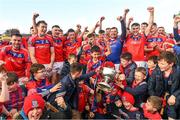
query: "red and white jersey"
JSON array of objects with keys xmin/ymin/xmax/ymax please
[
  {"xmin": 125, "ymin": 33, "xmax": 146, "ymax": 61},
  {"xmin": 29, "ymin": 35, "xmax": 54, "ymax": 64},
  {"xmin": 53, "ymin": 37, "xmax": 65, "ymax": 62},
  {"xmin": 63, "ymin": 37, "xmax": 82, "ymax": 60},
  {"xmin": 79, "ymin": 44, "xmax": 92, "ymax": 65},
  {"xmin": 95, "ymin": 38, "xmax": 107, "ymax": 55},
  {"xmin": 145, "ymin": 34, "xmax": 166, "ymax": 58},
  {"xmin": 0, "ymin": 45, "xmax": 31, "ymax": 77}
]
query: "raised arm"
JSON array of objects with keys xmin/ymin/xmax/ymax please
[
  {"xmin": 99, "ymin": 16, "xmax": 105, "ymax": 31},
  {"xmin": 78, "ymin": 26, "xmax": 88, "ymax": 38},
  {"xmin": 126, "ymin": 17, "xmax": 133, "ymax": 34},
  {"xmin": 145, "ymin": 7, "xmax": 154, "ymax": 36},
  {"xmin": 88, "ymin": 21, "xmax": 100, "ymax": 35},
  {"xmin": 173, "ymin": 16, "xmax": 180, "ymax": 42},
  {"xmin": 75, "ymin": 24, "xmax": 82, "ymax": 36},
  {"xmin": 32, "ymin": 13, "xmax": 39, "ymax": 35},
  {"xmin": 117, "ymin": 9, "xmax": 129, "ymax": 40},
  {"xmin": 0, "ymin": 72, "xmax": 9, "ymax": 102}
]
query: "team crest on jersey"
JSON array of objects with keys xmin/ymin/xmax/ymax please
[
  {"xmin": 35, "ymin": 40, "xmax": 50, "ymax": 44},
  {"xmin": 147, "ymin": 38, "xmax": 163, "ymax": 42},
  {"xmin": 130, "ymin": 35, "xmax": 142, "ymax": 41},
  {"xmin": 91, "ymin": 60, "xmax": 102, "ymax": 69},
  {"xmin": 54, "ymin": 39, "xmax": 62, "ymax": 44},
  {"xmin": 85, "ymin": 49, "xmax": 91, "ymax": 54},
  {"xmin": 7, "ymin": 50, "xmax": 24, "ymax": 58},
  {"xmin": 32, "ymin": 100, "xmax": 39, "ymax": 108}
]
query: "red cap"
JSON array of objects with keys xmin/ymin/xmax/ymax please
[
  {"xmin": 23, "ymin": 93, "xmax": 45, "ymax": 115},
  {"xmin": 122, "ymin": 92, "xmax": 135, "ymax": 105}
]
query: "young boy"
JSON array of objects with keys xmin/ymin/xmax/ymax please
[
  {"xmin": 0, "ymin": 64, "xmax": 9, "ymax": 115},
  {"xmin": 86, "ymin": 45, "xmax": 105, "ymax": 87},
  {"xmin": 120, "ymin": 92, "xmax": 144, "ymax": 119},
  {"xmin": 26, "ymin": 63, "xmax": 61, "ymax": 97},
  {"xmin": 78, "ymin": 79, "xmax": 94, "ymax": 118},
  {"xmin": 147, "ymin": 55, "xmax": 158, "ymax": 76},
  {"xmin": 119, "ymin": 67, "xmax": 148, "ymax": 107},
  {"xmin": 119, "ymin": 52, "xmax": 137, "ymax": 85},
  {"xmin": 4, "ymin": 72, "xmax": 26, "ymax": 118},
  {"xmin": 141, "ymin": 96, "xmax": 162, "ymax": 120},
  {"xmin": 60, "ymin": 53, "xmax": 77, "ymax": 79},
  {"xmin": 15, "ymin": 93, "xmax": 45, "ymax": 120},
  {"xmin": 148, "ymin": 51, "xmax": 180, "ymax": 119}
]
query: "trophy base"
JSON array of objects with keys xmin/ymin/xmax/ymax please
[{"xmin": 98, "ymin": 82, "xmax": 111, "ymax": 92}]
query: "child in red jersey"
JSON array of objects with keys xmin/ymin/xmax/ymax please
[
  {"xmin": 141, "ymin": 96, "xmax": 162, "ymax": 120},
  {"xmin": 15, "ymin": 93, "xmax": 45, "ymax": 120},
  {"xmin": 77, "ymin": 79, "xmax": 94, "ymax": 118},
  {"xmin": 3, "ymin": 72, "xmax": 26, "ymax": 119},
  {"xmin": 86, "ymin": 45, "xmax": 107, "ymax": 88},
  {"xmin": 79, "ymin": 33, "xmax": 96, "ymax": 66},
  {"xmin": 26, "ymin": 63, "xmax": 61, "ymax": 97}
]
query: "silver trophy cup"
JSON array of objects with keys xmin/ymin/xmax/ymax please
[{"xmin": 98, "ymin": 67, "xmax": 116, "ymax": 92}]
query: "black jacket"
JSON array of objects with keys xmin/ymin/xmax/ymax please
[
  {"xmin": 148, "ymin": 65, "xmax": 180, "ymax": 97},
  {"xmin": 60, "ymin": 61, "xmax": 70, "ymax": 79},
  {"xmin": 124, "ymin": 62, "xmax": 137, "ymax": 85}
]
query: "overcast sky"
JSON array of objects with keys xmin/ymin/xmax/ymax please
[{"xmin": 0, "ymin": 0, "xmax": 180, "ymax": 34}]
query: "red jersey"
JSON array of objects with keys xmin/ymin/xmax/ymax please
[
  {"xmin": 95, "ymin": 39, "xmax": 107, "ymax": 55},
  {"xmin": 78, "ymin": 83, "xmax": 91, "ymax": 112},
  {"xmin": 0, "ymin": 41, "xmax": 9, "ymax": 50},
  {"xmin": 125, "ymin": 33, "xmax": 146, "ymax": 61},
  {"xmin": 0, "ymin": 45, "xmax": 31, "ymax": 77},
  {"xmin": 87, "ymin": 57, "xmax": 105, "ymax": 73},
  {"xmin": 53, "ymin": 37, "xmax": 65, "ymax": 62},
  {"xmin": 29, "ymin": 35, "xmax": 54, "ymax": 64},
  {"xmin": 142, "ymin": 103, "xmax": 162, "ymax": 120},
  {"xmin": 79, "ymin": 44, "xmax": 92, "ymax": 65},
  {"xmin": 26, "ymin": 78, "xmax": 51, "ymax": 91},
  {"xmin": 63, "ymin": 37, "xmax": 82, "ymax": 60},
  {"xmin": 21, "ymin": 37, "xmax": 29, "ymax": 49},
  {"xmin": 146, "ymin": 35, "xmax": 166, "ymax": 58},
  {"xmin": 163, "ymin": 38, "xmax": 175, "ymax": 49}
]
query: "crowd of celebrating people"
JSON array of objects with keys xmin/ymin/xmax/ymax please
[{"xmin": 0, "ymin": 6, "xmax": 180, "ymax": 120}]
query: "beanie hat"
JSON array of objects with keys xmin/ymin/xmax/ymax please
[
  {"xmin": 122, "ymin": 92, "xmax": 135, "ymax": 105},
  {"xmin": 103, "ymin": 61, "xmax": 115, "ymax": 68},
  {"xmin": 23, "ymin": 93, "xmax": 45, "ymax": 115}
]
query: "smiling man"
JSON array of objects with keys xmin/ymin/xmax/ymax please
[{"xmin": 0, "ymin": 33, "xmax": 31, "ymax": 81}]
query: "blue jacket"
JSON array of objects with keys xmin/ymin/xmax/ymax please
[
  {"xmin": 107, "ymin": 20, "xmax": 126, "ymax": 64},
  {"xmin": 173, "ymin": 27, "xmax": 180, "ymax": 42},
  {"xmin": 56, "ymin": 71, "xmax": 95, "ymax": 109}
]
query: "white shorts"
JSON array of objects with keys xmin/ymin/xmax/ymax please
[{"xmin": 52, "ymin": 62, "xmax": 64, "ymax": 74}]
